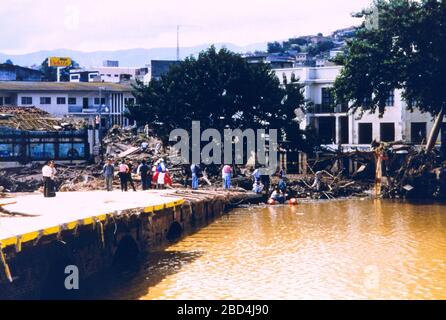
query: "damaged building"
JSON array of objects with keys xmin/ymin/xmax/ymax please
[
  {"xmin": 0, "ymin": 106, "xmax": 89, "ymax": 168},
  {"xmin": 0, "ymin": 81, "xmax": 135, "ymax": 127}
]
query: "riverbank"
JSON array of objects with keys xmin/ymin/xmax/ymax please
[{"xmin": 0, "ymin": 189, "xmax": 262, "ymax": 299}]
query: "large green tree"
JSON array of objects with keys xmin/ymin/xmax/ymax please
[
  {"xmin": 127, "ymin": 46, "xmax": 312, "ymax": 151},
  {"xmin": 334, "ymin": 0, "xmax": 446, "ymax": 148}
]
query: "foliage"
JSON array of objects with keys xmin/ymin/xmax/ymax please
[
  {"xmin": 127, "ymin": 46, "xmax": 313, "ymax": 151},
  {"xmin": 39, "ymin": 58, "xmax": 79, "ymax": 82},
  {"xmin": 334, "ymin": 0, "xmax": 446, "ymax": 117},
  {"xmin": 308, "ymin": 40, "xmax": 335, "ymax": 56}
]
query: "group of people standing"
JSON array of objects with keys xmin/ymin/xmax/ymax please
[
  {"xmin": 41, "ymin": 156, "xmax": 288, "ymax": 200},
  {"xmin": 188, "ymin": 163, "xmax": 234, "ymax": 191},
  {"xmin": 102, "ymin": 158, "xmax": 172, "ymax": 192}
]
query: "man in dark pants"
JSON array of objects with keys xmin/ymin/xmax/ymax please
[
  {"xmin": 103, "ymin": 159, "xmax": 115, "ymax": 191},
  {"xmin": 118, "ymin": 160, "xmax": 129, "ymax": 192},
  {"xmin": 137, "ymin": 160, "xmax": 150, "ymax": 190},
  {"xmin": 127, "ymin": 161, "xmax": 137, "ymax": 192},
  {"xmin": 42, "ymin": 160, "xmax": 56, "ymax": 197}
]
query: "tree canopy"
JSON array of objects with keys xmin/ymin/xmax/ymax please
[
  {"xmin": 39, "ymin": 58, "xmax": 79, "ymax": 82},
  {"xmin": 334, "ymin": 0, "xmax": 446, "ymax": 117},
  {"xmin": 127, "ymin": 46, "xmax": 312, "ymax": 151}
]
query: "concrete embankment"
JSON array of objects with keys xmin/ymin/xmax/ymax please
[{"xmin": 0, "ymin": 190, "xmax": 261, "ymax": 299}]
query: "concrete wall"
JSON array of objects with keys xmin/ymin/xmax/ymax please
[
  {"xmin": 0, "ymin": 196, "xmax": 230, "ymax": 299},
  {"xmin": 16, "ymin": 93, "xmax": 69, "ymax": 116},
  {"xmin": 3, "ymin": 91, "xmax": 134, "ymax": 127}
]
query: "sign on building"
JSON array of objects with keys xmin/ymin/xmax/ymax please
[{"xmin": 48, "ymin": 57, "xmax": 72, "ymax": 67}]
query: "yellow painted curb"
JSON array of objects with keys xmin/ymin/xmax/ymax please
[{"xmin": 0, "ymin": 199, "xmax": 185, "ymax": 249}]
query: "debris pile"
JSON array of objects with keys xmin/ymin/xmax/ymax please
[
  {"xmin": 1, "ymin": 122, "xmax": 445, "ymax": 200},
  {"xmin": 103, "ymin": 125, "xmax": 164, "ymax": 162},
  {"xmin": 377, "ymin": 143, "xmax": 446, "ymax": 199},
  {"xmin": 272, "ymin": 174, "xmax": 373, "ymax": 200}
]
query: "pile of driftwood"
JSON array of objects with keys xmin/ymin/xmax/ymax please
[{"xmin": 377, "ymin": 143, "xmax": 446, "ymax": 199}]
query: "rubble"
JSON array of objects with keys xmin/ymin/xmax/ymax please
[
  {"xmin": 1, "ymin": 123, "xmax": 444, "ymax": 200},
  {"xmin": 377, "ymin": 143, "xmax": 446, "ymax": 199}
]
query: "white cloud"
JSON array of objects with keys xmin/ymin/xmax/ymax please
[{"xmin": 0, "ymin": 0, "xmax": 372, "ymax": 54}]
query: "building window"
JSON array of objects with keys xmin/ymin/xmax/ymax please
[
  {"xmin": 68, "ymin": 97, "xmax": 77, "ymax": 105},
  {"xmin": 4, "ymin": 97, "xmax": 11, "ymax": 105},
  {"xmin": 411, "ymin": 122, "xmax": 427, "ymax": 144},
  {"xmin": 380, "ymin": 123, "xmax": 395, "ymax": 142},
  {"xmin": 29, "ymin": 143, "xmax": 55, "ymax": 159},
  {"xmin": 94, "ymin": 98, "xmax": 106, "ymax": 105},
  {"xmin": 21, "ymin": 97, "xmax": 33, "ymax": 105},
  {"xmin": 385, "ymin": 91, "xmax": 395, "ymax": 106},
  {"xmin": 358, "ymin": 123, "xmax": 373, "ymax": 144},
  {"xmin": 71, "ymin": 75, "xmax": 80, "ymax": 80},
  {"xmin": 0, "ymin": 97, "xmax": 3, "ymax": 106},
  {"xmin": 59, "ymin": 143, "xmax": 86, "ymax": 159},
  {"xmin": 57, "ymin": 97, "xmax": 66, "ymax": 105},
  {"xmin": 321, "ymin": 88, "xmax": 334, "ymax": 107},
  {"xmin": 40, "ymin": 97, "xmax": 51, "ymax": 105},
  {"xmin": 114, "ymin": 74, "xmax": 119, "ymax": 77}
]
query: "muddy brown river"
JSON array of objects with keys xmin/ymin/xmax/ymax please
[{"xmin": 92, "ymin": 199, "xmax": 446, "ymax": 300}]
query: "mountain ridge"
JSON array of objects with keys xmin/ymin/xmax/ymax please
[{"xmin": 0, "ymin": 42, "xmax": 268, "ymax": 68}]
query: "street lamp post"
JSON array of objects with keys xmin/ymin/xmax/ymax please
[{"xmin": 97, "ymin": 86, "xmax": 106, "ymax": 155}]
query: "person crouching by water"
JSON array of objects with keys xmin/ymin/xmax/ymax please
[
  {"xmin": 222, "ymin": 164, "xmax": 232, "ymax": 190},
  {"xmin": 103, "ymin": 159, "xmax": 115, "ymax": 192},
  {"xmin": 118, "ymin": 160, "xmax": 129, "ymax": 192},
  {"xmin": 42, "ymin": 160, "xmax": 56, "ymax": 198},
  {"xmin": 270, "ymin": 187, "xmax": 286, "ymax": 204},
  {"xmin": 252, "ymin": 181, "xmax": 264, "ymax": 194}
]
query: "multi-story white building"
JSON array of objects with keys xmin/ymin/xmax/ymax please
[
  {"xmin": 70, "ymin": 67, "xmax": 149, "ymax": 83},
  {"xmin": 274, "ymin": 66, "xmax": 446, "ymax": 150},
  {"xmin": 0, "ymin": 81, "xmax": 135, "ymax": 127}
]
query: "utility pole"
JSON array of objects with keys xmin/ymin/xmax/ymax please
[{"xmin": 177, "ymin": 25, "xmax": 180, "ymax": 61}]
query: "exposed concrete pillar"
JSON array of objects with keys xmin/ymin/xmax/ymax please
[{"xmin": 335, "ymin": 116, "xmax": 342, "ymax": 145}]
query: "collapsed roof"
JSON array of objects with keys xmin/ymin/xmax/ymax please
[{"xmin": 0, "ymin": 106, "xmax": 85, "ymax": 131}]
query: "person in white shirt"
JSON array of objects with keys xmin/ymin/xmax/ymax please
[{"xmin": 42, "ymin": 161, "xmax": 57, "ymax": 198}]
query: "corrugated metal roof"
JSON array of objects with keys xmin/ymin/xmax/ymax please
[
  {"xmin": 0, "ymin": 81, "xmax": 133, "ymax": 93},
  {"xmin": 0, "ymin": 106, "xmax": 68, "ymax": 131}
]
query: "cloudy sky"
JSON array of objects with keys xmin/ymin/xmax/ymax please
[{"xmin": 0, "ymin": 0, "xmax": 372, "ymax": 54}]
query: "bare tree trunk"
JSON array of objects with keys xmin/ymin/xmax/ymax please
[{"xmin": 426, "ymin": 108, "xmax": 444, "ymax": 153}]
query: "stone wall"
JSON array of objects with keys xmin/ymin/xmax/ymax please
[{"xmin": 0, "ymin": 193, "xmax": 234, "ymax": 299}]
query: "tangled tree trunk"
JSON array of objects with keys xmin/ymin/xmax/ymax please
[{"xmin": 425, "ymin": 108, "xmax": 444, "ymax": 153}]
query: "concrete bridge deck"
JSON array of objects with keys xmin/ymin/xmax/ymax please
[{"xmin": 0, "ymin": 190, "xmax": 185, "ymax": 249}]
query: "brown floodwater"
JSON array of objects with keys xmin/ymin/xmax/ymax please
[{"xmin": 95, "ymin": 199, "xmax": 446, "ymax": 300}]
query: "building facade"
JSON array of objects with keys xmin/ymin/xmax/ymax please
[
  {"xmin": 0, "ymin": 63, "xmax": 42, "ymax": 82},
  {"xmin": 274, "ymin": 66, "xmax": 446, "ymax": 150},
  {"xmin": 0, "ymin": 106, "xmax": 89, "ymax": 168},
  {"xmin": 0, "ymin": 82, "xmax": 135, "ymax": 127},
  {"xmin": 70, "ymin": 67, "xmax": 148, "ymax": 83}
]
